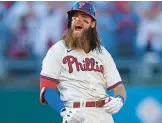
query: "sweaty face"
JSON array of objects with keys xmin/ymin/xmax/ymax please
[
  {"xmin": 71, "ymin": 11, "xmax": 95, "ymax": 37},
  {"xmin": 62, "ymin": 11, "xmax": 96, "ymax": 50}
]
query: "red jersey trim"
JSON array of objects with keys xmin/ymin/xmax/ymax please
[
  {"xmin": 40, "ymin": 76, "xmax": 59, "ymax": 104},
  {"xmin": 107, "ymin": 81, "xmax": 123, "ymax": 91}
]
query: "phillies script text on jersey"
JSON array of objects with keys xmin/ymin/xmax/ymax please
[{"xmin": 63, "ymin": 56, "xmax": 104, "ymax": 73}]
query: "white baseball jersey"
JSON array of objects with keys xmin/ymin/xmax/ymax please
[{"xmin": 40, "ymin": 40, "xmax": 122, "ymax": 102}]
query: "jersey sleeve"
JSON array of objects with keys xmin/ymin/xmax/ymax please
[
  {"xmin": 40, "ymin": 45, "xmax": 62, "ymax": 79},
  {"xmin": 103, "ymin": 48, "xmax": 123, "ymax": 91},
  {"xmin": 40, "ymin": 41, "xmax": 63, "ymax": 104}
]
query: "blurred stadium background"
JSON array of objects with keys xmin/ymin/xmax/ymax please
[{"xmin": 0, "ymin": 1, "xmax": 162, "ymax": 123}]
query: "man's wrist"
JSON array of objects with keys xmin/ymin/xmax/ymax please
[{"xmin": 115, "ymin": 95, "xmax": 125, "ymax": 104}]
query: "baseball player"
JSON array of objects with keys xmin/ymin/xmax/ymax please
[{"xmin": 40, "ymin": 1, "xmax": 126, "ymax": 123}]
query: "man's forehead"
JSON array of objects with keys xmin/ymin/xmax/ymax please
[{"xmin": 73, "ymin": 11, "xmax": 90, "ymax": 16}]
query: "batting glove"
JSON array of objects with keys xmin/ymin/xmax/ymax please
[
  {"xmin": 60, "ymin": 107, "xmax": 85, "ymax": 123},
  {"xmin": 103, "ymin": 96, "xmax": 124, "ymax": 114}
]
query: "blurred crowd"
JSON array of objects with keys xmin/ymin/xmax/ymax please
[
  {"xmin": 1, "ymin": 1, "xmax": 162, "ymax": 58},
  {"xmin": 0, "ymin": 1, "xmax": 162, "ymax": 83}
]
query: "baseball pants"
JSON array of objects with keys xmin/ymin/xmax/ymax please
[{"xmin": 62, "ymin": 107, "xmax": 114, "ymax": 123}]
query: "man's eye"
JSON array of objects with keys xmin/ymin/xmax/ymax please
[
  {"xmin": 83, "ymin": 19, "xmax": 89, "ymax": 24},
  {"xmin": 82, "ymin": 15, "xmax": 88, "ymax": 18},
  {"xmin": 72, "ymin": 17, "xmax": 76, "ymax": 21}
]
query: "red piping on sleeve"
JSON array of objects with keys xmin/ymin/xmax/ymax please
[{"xmin": 40, "ymin": 77, "xmax": 58, "ymax": 104}]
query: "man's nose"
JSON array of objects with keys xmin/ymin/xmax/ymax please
[{"xmin": 74, "ymin": 15, "xmax": 82, "ymax": 21}]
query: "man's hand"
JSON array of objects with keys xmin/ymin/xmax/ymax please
[
  {"xmin": 60, "ymin": 107, "xmax": 85, "ymax": 123},
  {"xmin": 103, "ymin": 96, "xmax": 124, "ymax": 114}
]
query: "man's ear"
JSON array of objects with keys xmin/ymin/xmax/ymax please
[{"xmin": 91, "ymin": 21, "xmax": 96, "ymax": 28}]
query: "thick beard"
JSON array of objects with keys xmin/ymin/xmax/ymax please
[{"xmin": 63, "ymin": 27, "xmax": 92, "ymax": 49}]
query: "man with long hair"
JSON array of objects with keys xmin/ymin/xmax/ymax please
[{"xmin": 40, "ymin": 1, "xmax": 126, "ymax": 123}]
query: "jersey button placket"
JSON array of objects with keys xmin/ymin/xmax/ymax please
[
  {"xmin": 85, "ymin": 55, "xmax": 96, "ymax": 92},
  {"xmin": 84, "ymin": 55, "xmax": 91, "ymax": 90}
]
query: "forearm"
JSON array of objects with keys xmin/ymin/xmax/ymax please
[
  {"xmin": 104, "ymin": 83, "xmax": 126, "ymax": 114},
  {"xmin": 44, "ymin": 87, "xmax": 65, "ymax": 112},
  {"xmin": 113, "ymin": 84, "xmax": 126, "ymax": 103}
]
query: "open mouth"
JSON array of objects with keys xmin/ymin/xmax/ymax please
[{"xmin": 75, "ymin": 26, "xmax": 83, "ymax": 31}]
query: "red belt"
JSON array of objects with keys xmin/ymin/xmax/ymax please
[{"xmin": 73, "ymin": 100, "xmax": 105, "ymax": 108}]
